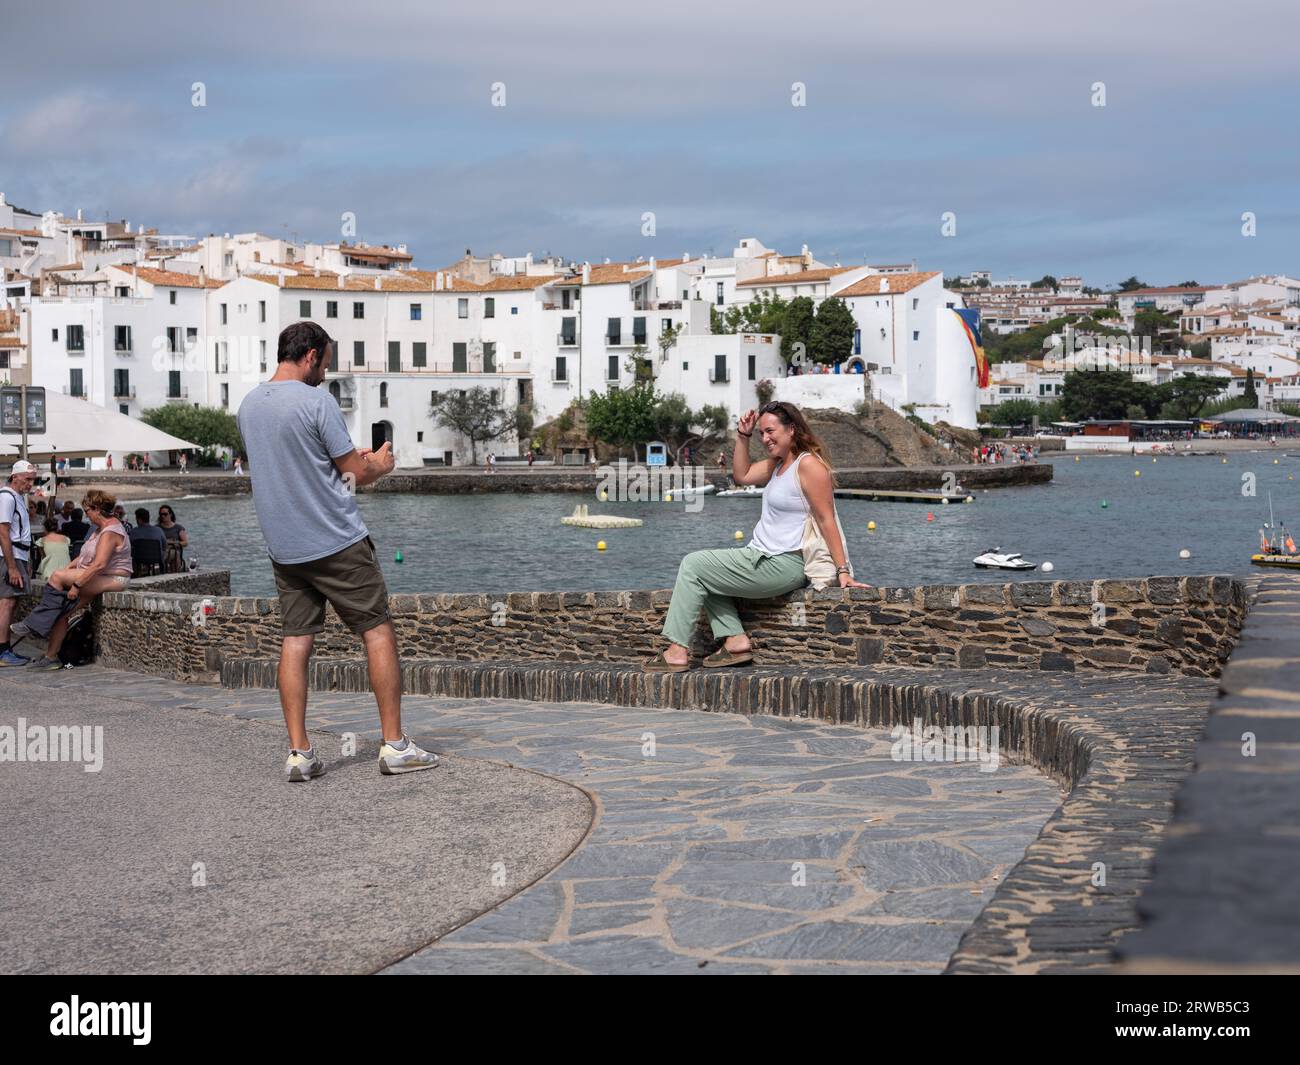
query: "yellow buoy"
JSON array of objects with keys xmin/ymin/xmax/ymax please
[
  {"xmin": 1222, "ymin": 458, "xmax": 1228, "ymax": 463},
  {"xmin": 1075, "ymin": 456, "xmax": 1080, "ymax": 462},
  {"xmin": 1152, "ymin": 457, "xmax": 1157, "ymax": 463},
  {"xmin": 867, "ymin": 520, "xmax": 877, "ymax": 531},
  {"xmin": 597, "ymin": 540, "xmax": 607, "ymax": 551},
  {"xmin": 664, "ymin": 493, "xmax": 672, "ymax": 502},
  {"xmin": 1135, "ymin": 470, "xmax": 1141, "ymax": 477},
  {"xmin": 600, "ymin": 490, "xmax": 609, "ymax": 501},
  {"xmin": 734, "ymin": 530, "xmax": 744, "ymax": 540}
]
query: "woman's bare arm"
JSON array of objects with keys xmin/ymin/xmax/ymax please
[
  {"xmin": 799, "ymin": 458, "xmax": 870, "ymax": 588},
  {"xmin": 732, "ymin": 409, "xmax": 776, "ymax": 487}
]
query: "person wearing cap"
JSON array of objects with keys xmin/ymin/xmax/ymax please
[{"xmin": 0, "ymin": 460, "xmax": 39, "ymax": 666}]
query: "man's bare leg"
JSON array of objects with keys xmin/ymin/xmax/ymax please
[
  {"xmin": 278, "ymin": 633, "xmax": 314, "ymax": 751},
  {"xmin": 362, "ymin": 621, "xmax": 402, "ymax": 742}
]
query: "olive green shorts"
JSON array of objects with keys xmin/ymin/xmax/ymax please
[{"xmin": 271, "ymin": 535, "xmax": 390, "ymax": 637}]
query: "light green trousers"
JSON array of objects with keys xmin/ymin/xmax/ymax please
[{"xmin": 662, "ymin": 547, "xmax": 807, "ymax": 647}]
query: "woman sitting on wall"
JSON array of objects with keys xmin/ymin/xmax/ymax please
[
  {"xmin": 15, "ymin": 489, "xmax": 133, "ymax": 670},
  {"xmin": 645, "ymin": 401, "xmax": 869, "ymax": 672}
]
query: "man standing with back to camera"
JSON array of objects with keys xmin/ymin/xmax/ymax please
[{"xmin": 237, "ymin": 321, "xmax": 439, "ymax": 781}]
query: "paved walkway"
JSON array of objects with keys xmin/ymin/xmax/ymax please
[
  {"xmin": 1, "ymin": 665, "xmax": 1059, "ymax": 974},
  {"xmin": 0, "ymin": 669, "xmax": 591, "ymax": 975}
]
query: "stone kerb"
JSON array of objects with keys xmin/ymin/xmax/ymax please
[{"xmin": 94, "ymin": 573, "xmax": 1249, "ymax": 682}]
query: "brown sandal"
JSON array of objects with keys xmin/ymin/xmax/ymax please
[
  {"xmin": 643, "ymin": 650, "xmax": 690, "ymax": 673},
  {"xmin": 703, "ymin": 647, "xmax": 754, "ymax": 668}
]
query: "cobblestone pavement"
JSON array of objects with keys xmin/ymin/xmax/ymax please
[{"xmin": 5, "ymin": 666, "xmax": 1061, "ymax": 974}]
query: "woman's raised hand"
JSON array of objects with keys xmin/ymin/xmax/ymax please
[{"xmin": 738, "ymin": 409, "xmax": 757, "ymax": 436}]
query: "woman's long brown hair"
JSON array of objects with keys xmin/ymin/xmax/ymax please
[{"xmin": 758, "ymin": 401, "xmax": 836, "ymax": 483}]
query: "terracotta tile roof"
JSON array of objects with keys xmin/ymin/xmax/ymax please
[
  {"xmin": 1119, "ymin": 285, "xmax": 1209, "ymax": 296},
  {"xmin": 548, "ymin": 264, "xmax": 652, "ymax": 287},
  {"xmin": 836, "ymin": 271, "xmax": 941, "ymax": 297},
  {"xmin": 111, "ymin": 264, "xmax": 223, "ymax": 289},
  {"xmin": 45, "ymin": 262, "xmax": 83, "ymax": 273},
  {"xmin": 0, "ymin": 227, "xmax": 43, "ymax": 239},
  {"xmin": 243, "ymin": 271, "xmax": 432, "ymax": 293},
  {"xmin": 402, "ymin": 270, "xmax": 555, "ymax": 292},
  {"xmin": 736, "ymin": 266, "xmax": 858, "ymax": 289},
  {"xmin": 338, "ymin": 243, "xmax": 413, "ymax": 262}
]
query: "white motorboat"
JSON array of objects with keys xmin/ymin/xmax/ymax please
[
  {"xmin": 973, "ymin": 548, "xmax": 1037, "ymax": 570},
  {"xmin": 716, "ymin": 484, "xmax": 764, "ymax": 497},
  {"xmin": 666, "ymin": 483, "xmax": 716, "ymax": 499}
]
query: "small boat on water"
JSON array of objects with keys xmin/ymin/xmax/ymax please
[
  {"xmin": 716, "ymin": 484, "xmax": 763, "ymax": 497},
  {"xmin": 666, "ymin": 483, "xmax": 715, "ymax": 500},
  {"xmin": 1251, "ymin": 494, "xmax": 1300, "ymax": 569},
  {"xmin": 973, "ymin": 548, "xmax": 1037, "ymax": 571}
]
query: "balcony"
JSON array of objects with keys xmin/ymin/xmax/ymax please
[
  {"xmin": 114, "ymin": 384, "xmax": 137, "ymax": 399},
  {"xmin": 166, "ymin": 387, "xmax": 189, "ymax": 402},
  {"xmin": 634, "ymin": 299, "xmax": 682, "ymax": 311},
  {"xmin": 61, "ymin": 386, "xmax": 86, "ymax": 398},
  {"xmin": 550, "ymin": 370, "xmax": 570, "ymax": 385},
  {"xmin": 337, "ymin": 396, "xmax": 354, "ymax": 410},
  {"xmin": 557, "ymin": 332, "xmax": 580, "ymax": 347},
  {"xmin": 708, "ymin": 369, "xmax": 730, "ymax": 384},
  {"xmin": 114, "ymin": 345, "xmax": 133, "ymax": 356},
  {"xmin": 605, "ymin": 333, "xmax": 623, "ymax": 347},
  {"xmin": 632, "ymin": 333, "xmax": 647, "ymax": 346}
]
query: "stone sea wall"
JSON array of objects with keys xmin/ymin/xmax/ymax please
[
  {"xmin": 81, "ymin": 462, "xmax": 1050, "ymax": 499},
  {"xmin": 94, "ymin": 571, "xmax": 1248, "ymax": 683}
]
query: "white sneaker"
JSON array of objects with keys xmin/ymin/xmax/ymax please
[
  {"xmin": 285, "ymin": 748, "xmax": 325, "ymax": 782},
  {"xmin": 379, "ymin": 735, "xmax": 440, "ymax": 775}
]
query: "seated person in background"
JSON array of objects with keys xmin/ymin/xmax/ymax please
[
  {"xmin": 21, "ymin": 489, "xmax": 133, "ymax": 670},
  {"xmin": 113, "ymin": 504, "xmax": 133, "ymax": 530},
  {"xmin": 128, "ymin": 508, "xmax": 168, "ymax": 575},
  {"xmin": 62, "ymin": 507, "xmax": 90, "ymax": 545},
  {"xmin": 36, "ymin": 517, "xmax": 70, "ymax": 581}
]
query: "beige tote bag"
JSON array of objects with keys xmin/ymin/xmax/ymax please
[{"xmin": 793, "ymin": 456, "xmax": 853, "ymax": 589}]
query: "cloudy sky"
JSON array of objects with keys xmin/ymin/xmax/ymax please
[{"xmin": 3, "ymin": 0, "xmax": 1298, "ymax": 287}]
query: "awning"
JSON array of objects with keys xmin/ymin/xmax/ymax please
[
  {"xmin": 0, "ymin": 391, "xmax": 200, "ymax": 462},
  {"xmin": 1203, "ymin": 408, "xmax": 1300, "ymax": 424}
]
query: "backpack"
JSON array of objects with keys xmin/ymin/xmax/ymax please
[{"xmin": 58, "ymin": 611, "xmax": 96, "ymax": 667}]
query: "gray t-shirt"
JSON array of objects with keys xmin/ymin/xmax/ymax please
[{"xmin": 236, "ymin": 380, "xmax": 367, "ymax": 564}]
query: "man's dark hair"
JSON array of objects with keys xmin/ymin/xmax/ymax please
[
  {"xmin": 278, "ymin": 321, "xmax": 333, "ymax": 364},
  {"xmin": 135, "ymin": 508, "xmax": 150, "ymax": 523},
  {"xmin": 72, "ymin": 508, "xmax": 83, "ymax": 521}
]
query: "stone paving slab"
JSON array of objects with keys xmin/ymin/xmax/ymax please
[
  {"xmin": 0, "ymin": 665, "xmax": 1059, "ymax": 975},
  {"xmin": 219, "ymin": 655, "xmax": 1220, "ymax": 972},
  {"xmin": 1116, "ymin": 573, "xmax": 1300, "ymax": 974},
  {"xmin": 0, "ymin": 671, "xmax": 592, "ymax": 975}
]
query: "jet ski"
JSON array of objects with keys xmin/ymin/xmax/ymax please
[
  {"xmin": 973, "ymin": 548, "xmax": 1037, "ymax": 570},
  {"xmin": 716, "ymin": 484, "xmax": 764, "ymax": 497}
]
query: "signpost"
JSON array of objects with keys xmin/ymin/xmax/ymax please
[{"xmin": 0, "ymin": 385, "xmax": 47, "ymax": 459}]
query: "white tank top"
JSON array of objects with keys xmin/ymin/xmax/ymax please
[{"xmin": 749, "ymin": 452, "xmax": 808, "ymax": 555}]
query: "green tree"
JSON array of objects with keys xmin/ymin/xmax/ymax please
[
  {"xmin": 1161, "ymin": 374, "xmax": 1229, "ymax": 419},
  {"xmin": 140, "ymin": 405, "xmax": 243, "ymax": 453},
  {"xmin": 809, "ymin": 297, "xmax": 856, "ymax": 365},
  {"xmin": 584, "ymin": 383, "xmax": 659, "ymax": 460},
  {"xmin": 1059, "ymin": 370, "xmax": 1158, "ymax": 420},
  {"xmin": 986, "ymin": 399, "xmax": 1040, "ymax": 426},
  {"xmin": 782, "ymin": 296, "xmax": 815, "ymax": 365},
  {"xmin": 430, "ymin": 385, "xmax": 532, "ymax": 463},
  {"xmin": 650, "ymin": 393, "xmax": 729, "ymax": 462},
  {"xmin": 1033, "ymin": 275, "xmax": 1059, "ymax": 291},
  {"xmin": 1244, "ymin": 368, "xmax": 1258, "ymax": 406},
  {"xmin": 1117, "ymin": 276, "xmax": 1149, "ymax": 292}
]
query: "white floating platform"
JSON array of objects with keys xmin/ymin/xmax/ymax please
[{"xmin": 560, "ymin": 504, "xmax": 643, "ymax": 529}]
